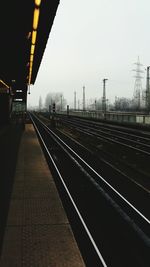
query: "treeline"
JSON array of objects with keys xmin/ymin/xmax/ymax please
[
  {"xmin": 38, "ymin": 92, "xmax": 66, "ymax": 112},
  {"xmin": 36, "ymin": 93, "xmax": 147, "ymax": 112}
]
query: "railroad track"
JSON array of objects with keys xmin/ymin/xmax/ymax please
[
  {"xmin": 56, "ymin": 115, "xmax": 150, "ymax": 155},
  {"xmin": 52, "ymin": 114, "xmax": 150, "ymax": 191},
  {"xmin": 30, "ymin": 113, "xmax": 150, "ymax": 267}
]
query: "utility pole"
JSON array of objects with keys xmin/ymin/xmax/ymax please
[
  {"xmin": 60, "ymin": 94, "xmax": 63, "ymax": 111},
  {"xmin": 67, "ymin": 105, "xmax": 69, "ymax": 116},
  {"xmin": 102, "ymin": 78, "xmax": 108, "ymax": 116},
  {"xmin": 146, "ymin": 66, "xmax": 150, "ymax": 113},
  {"xmin": 95, "ymin": 99, "xmax": 97, "ymax": 111},
  {"xmin": 83, "ymin": 86, "xmax": 85, "ymax": 110},
  {"xmin": 49, "ymin": 105, "xmax": 51, "ymax": 118},
  {"xmin": 74, "ymin": 91, "xmax": 76, "ymax": 110},
  {"xmin": 78, "ymin": 99, "xmax": 80, "ymax": 110}
]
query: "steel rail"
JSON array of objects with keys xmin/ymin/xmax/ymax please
[
  {"xmin": 60, "ymin": 116, "xmax": 150, "ymax": 143},
  {"xmin": 62, "ymin": 116, "xmax": 150, "ymax": 140},
  {"xmin": 54, "ymin": 121, "xmax": 150, "ymax": 194},
  {"xmin": 60, "ymin": 119, "xmax": 150, "ymax": 156},
  {"xmin": 30, "ymin": 114, "xmax": 108, "ymax": 267},
  {"xmin": 32, "ymin": 113, "xmax": 150, "ymax": 225}
]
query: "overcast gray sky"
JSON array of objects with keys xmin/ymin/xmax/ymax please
[{"xmin": 27, "ymin": 0, "xmax": 150, "ymax": 108}]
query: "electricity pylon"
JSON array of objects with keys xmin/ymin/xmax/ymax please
[{"xmin": 132, "ymin": 56, "xmax": 144, "ymax": 110}]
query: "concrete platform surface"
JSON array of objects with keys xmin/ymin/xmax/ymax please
[{"xmin": 0, "ymin": 124, "xmax": 85, "ymax": 267}]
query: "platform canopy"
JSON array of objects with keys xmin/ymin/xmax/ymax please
[{"xmin": 0, "ymin": 0, "xmax": 60, "ymax": 89}]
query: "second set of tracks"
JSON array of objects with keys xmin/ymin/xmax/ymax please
[
  {"xmin": 56, "ymin": 114, "xmax": 150, "ymax": 192},
  {"xmin": 30, "ymin": 113, "xmax": 150, "ymax": 267}
]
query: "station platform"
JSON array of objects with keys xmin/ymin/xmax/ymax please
[{"xmin": 0, "ymin": 124, "xmax": 85, "ymax": 267}]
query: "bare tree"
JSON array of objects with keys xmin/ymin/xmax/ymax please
[
  {"xmin": 114, "ymin": 97, "xmax": 133, "ymax": 111},
  {"xmin": 45, "ymin": 92, "xmax": 67, "ymax": 111}
]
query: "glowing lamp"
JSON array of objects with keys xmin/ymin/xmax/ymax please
[
  {"xmin": 31, "ymin": 44, "xmax": 35, "ymax": 55},
  {"xmin": 30, "ymin": 54, "xmax": 34, "ymax": 62},
  {"xmin": 32, "ymin": 30, "xmax": 37, "ymax": 44},
  {"xmin": 33, "ymin": 8, "xmax": 40, "ymax": 30},
  {"xmin": 35, "ymin": 0, "xmax": 41, "ymax": 6}
]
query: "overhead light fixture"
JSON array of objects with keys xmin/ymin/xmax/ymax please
[
  {"xmin": 31, "ymin": 44, "xmax": 35, "ymax": 55},
  {"xmin": 0, "ymin": 79, "xmax": 9, "ymax": 88},
  {"xmin": 32, "ymin": 30, "xmax": 37, "ymax": 44},
  {"xmin": 30, "ymin": 54, "xmax": 34, "ymax": 62},
  {"xmin": 14, "ymin": 99, "xmax": 23, "ymax": 102},
  {"xmin": 28, "ymin": 1, "xmax": 42, "ymax": 85},
  {"xmin": 33, "ymin": 8, "xmax": 40, "ymax": 30},
  {"xmin": 35, "ymin": 0, "xmax": 41, "ymax": 6}
]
